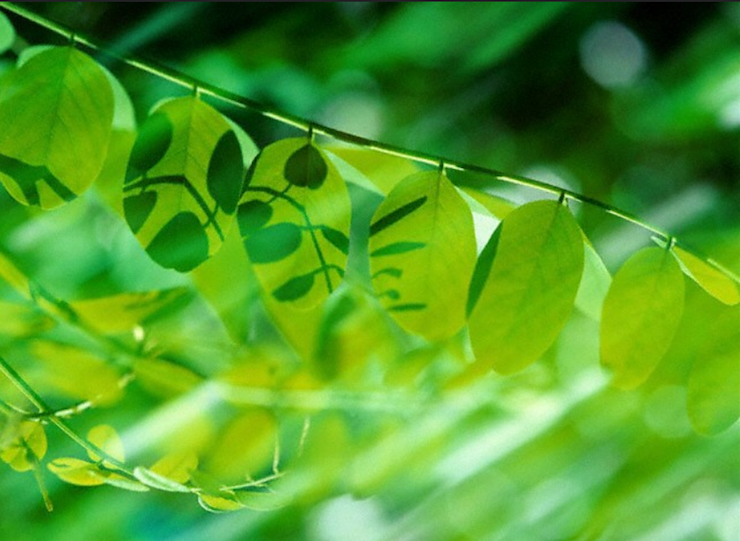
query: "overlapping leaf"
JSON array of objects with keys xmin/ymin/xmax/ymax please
[
  {"xmin": 468, "ymin": 200, "xmax": 584, "ymax": 375},
  {"xmin": 124, "ymin": 96, "xmax": 245, "ymax": 272},
  {"xmin": 369, "ymin": 170, "xmax": 476, "ymax": 341},
  {"xmin": 672, "ymin": 245, "xmax": 739, "ymax": 306},
  {"xmin": 600, "ymin": 247, "xmax": 685, "ymax": 389},
  {"xmin": 237, "ymin": 137, "xmax": 351, "ymax": 309},
  {"xmin": 0, "ymin": 46, "xmax": 114, "ymax": 208}
]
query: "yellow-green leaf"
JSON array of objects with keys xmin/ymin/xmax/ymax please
[
  {"xmin": 150, "ymin": 451, "xmax": 198, "ymax": 484},
  {"xmin": 0, "ymin": 420, "xmax": 46, "ymax": 472},
  {"xmin": 0, "ymin": 46, "xmax": 113, "ymax": 208},
  {"xmin": 673, "ymin": 246, "xmax": 739, "ymax": 306},
  {"xmin": 687, "ymin": 306, "xmax": 740, "ymax": 435},
  {"xmin": 198, "ymin": 492, "xmax": 245, "ymax": 513},
  {"xmin": 238, "ymin": 138, "xmax": 351, "ymax": 309},
  {"xmin": 369, "ymin": 170, "xmax": 476, "ymax": 341},
  {"xmin": 123, "ymin": 96, "xmax": 245, "ymax": 272},
  {"xmin": 600, "ymin": 247, "xmax": 685, "ymax": 389},
  {"xmin": 87, "ymin": 425, "xmax": 125, "ymax": 463},
  {"xmin": 71, "ymin": 288, "xmax": 189, "ymax": 334},
  {"xmin": 133, "ymin": 466, "xmax": 191, "ymax": 493},
  {"xmin": 325, "ymin": 146, "xmax": 419, "ymax": 195},
  {"xmin": 48, "ymin": 458, "xmax": 106, "ymax": 486},
  {"xmin": 133, "ymin": 357, "xmax": 203, "ymax": 398},
  {"xmin": 468, "ymin": 200, "xmax": 584, "ymax": 375},
  {"xmin": 574, "ymin": 239, "xmax": 612, "ymax": 320}
]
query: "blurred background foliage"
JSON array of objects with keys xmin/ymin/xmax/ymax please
[{"xmin": 0, "ymin": 2, "xmax": 738, "ymax": 541}]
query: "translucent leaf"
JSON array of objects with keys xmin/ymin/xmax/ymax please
[
  {"xmin": 198, "ymin": 492, "xmax": 245, "ymax": 513},
  {"xmin": 673, "ymin": 246, "xmax": 739, "ymax": 306},
  {"xmin": 87, "ymin": 425, "xmax": 125, "ymax": 463},
  {"xmin": 0, "ymin": 46, "xmax": 114, "ymax": 208},
  {"xmin": 99, "ymin": 473, "xmax": 149, "ymax": 492},
  {"xmin": 687, "ymin": 306, "xmax": 740, "ymax": 435},
  {"xmin": 0, "ymin": 12, "xmax": 15, "ymax": 55},
  {"xmin": 149, "ymin": 451, "xmax": 198, "ymax": 484},
  {"xmin": 133, "ymin": 466, "xmax": 191, "ymax": 493},
  {"xmin": 30, "ymin": 341, "xmax": 122, "ymax": 406},
  {"xmin": 236, "ymin": 487, "xmax": 289, "ymax": 511},
  {"xmin": 48, "ymin": 458, "xmax": 106, "ymax": 486},
  {"xmin": 460, "ymin": 187, "xmax": 516, "ymax": 220},
  {"xmin": 123, "ymin": 96, "xmax": 244, "ymax": 272},
  {"xmin": 0, "ymin": 420, "xmax": 46, "ymax": 472},
  {"xmin": 133, "ymin": 357, "xmax": 202, "ymax": 398},
  {"xmin": 70, "ymin": 288, "xmax": 190, "ymax": 334},
  {"xmin": 0, "ymin": 250, "xmax": 30, "ymax": 296},
  {"xmin": 574, "ymin": 240, "xmax": 612, "ymax": 320},
  {"xmin": 238, "ymin": 138, "xmax": 351, "ymax": 309},
  {"xmin": 369, "ymin": 171, "xmax": 476, "ymax": 341},
  {"xmin": 325, "ymin": 146, "xmax": 420, "ymax": 195},
  {"xmin": 0, "ymin": 300, "xmax": 52, "ymax": 337},
  {"xmin": 468, "ymin": 200, "xmax": 584, "ymax": 374},
  {"xmin": 600, "ymin": 247, "xmax": 685, "ymax": 389}
]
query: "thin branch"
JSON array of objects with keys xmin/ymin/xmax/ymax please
[{"xmin": 0, "ymin": 1, "xmax": 737, "ymax": 285}]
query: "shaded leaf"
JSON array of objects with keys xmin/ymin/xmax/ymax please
[
  {"xmin": 600, "ymin": 247, "xmax": 685, "ymax": 389},
  {"xmin": 0, "ymin": 421, "xmax": 46, "ymax": 472},
  {"xmin": 370, "ymin": 171, "xmax": 476, "ymax": 340},
  {"xmin": 273, "ymin": 273, "xmax": 315, "ymax": 302},
  {"xmin": 0, "ymin": 46, "xmax": 113, "ymax": 208},
  {"xmin": 133, "ymin": 357, "xmax": 203, "ymax": 398},
  {"xmin": 574, "ymin": 239, "xmax": 612, "ymax": 320},
  {"xmin": 238, "ymin": 138, "xmax": 351, "ymax": 309},
  {"xmin": 469, "ymin": 200, "xmax": 584, "ymax": 374},
  {"xmin": 123, "ymin": 97, "xmax": 244, "ymax": 272},
  {"xmin": 687, "ymin": 306, "xmax": 740, "ymax": 435}
]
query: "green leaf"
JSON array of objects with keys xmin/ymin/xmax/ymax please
[
  {"xmin": 687, "ymin": 306, "xmax": 740, "ymax": 435},
  {"xmin": 133, "ymin": 466, "xmax": 192, "ymax": 493},
  {"xmin": 198, "ymin": 492, "xmax": 245, "ymax": 513},
  {"xmin": 0, "ymin": 421, "xmax": 46, "ymax": 472},
  {"xmin": 149, "ymin": 451, "xmax": 198, "ymax": 484},
  {"xmin": 238, "ymin": 138, "xmax": 351, "ymax": 309},
  {"xmin": 468, "ymin": 200, "xmax": 584, "ymax": 374},
  {"xmin": 0, "ymin": 12, "xmax": 16, "ymax": 55},
  {"xmin": 47, "ymin": 458, "xmax": 106, "ymax": 486},
  {"xmin": 0, "ymin": 46, "xmax": 114, "ymax": 208},
  {"xmin": 673, "ymin": 246, "xmax": 739, "ymax": 306},
  {"xmin": 123, "ymin": 96, "xmax": 244, "ymax": 272},
  {"xmin": 87, "ymin": 425, "xmax": 125, "ymax": 464},
  {"xmin": 600, "ymin": 247, "xmax": 685, "ymax": 389},
  {"xmin": 369, "ymin": 171, "xmax": 476, "ymax": 341}
]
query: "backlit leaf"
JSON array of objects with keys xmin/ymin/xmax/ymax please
[
  {"xmin": 198, "ymin": 492, "xmax": 245, "ymax": 513},
  {"xmin": 0, "ymin": 420, "xmax": 46, "ymax": 472},
  {"xmin": 123, "ymin": 96, "xmax": 245, "ymax": 272},
  {"xmin": 574, "ymin": 239, "xmax": 612, "ymax": 320},
  {"xmin": 238, "ymin": 138, "xmax": 351, "ymax": 309},
  {"xmin": 133, "ymin": 466, "xmax": 192, "ymax": 493},
  {"xmin": 687, "ymin": 306, "xmax": 740, "ymax": 435},
  {"xmin": 48, "ymin": 458, "xmax": 106, "ymax": 486},
  {"xmin": 600, "ymin": 247, "xmax": 685, "ymax": 389},
  {"xmin": 87, "ymin": 425, "xmax": 125, "ymax": 463},
  {"xmin": 370, "ymin": 170, "xmax": 476, "ymax": 341},
  {"xmin": 468, "ymin": 200, "xmax": 584, "ymax": 374},
  {"xmin": 0, "ymin": 46, "xmax": 113, "ymax": 208},
  {"xmin": 149, "ymin": 451, "xmax": 198, "ymax": 484},
  {"xmin": 673, "ymin": 246, "xmax": 739, "ymax": 306}
]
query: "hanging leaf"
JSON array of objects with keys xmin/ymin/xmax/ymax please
[
  {"xmin": 149, "ymin": 451, "xmax": 198, "ymax": 484},
  {"xmin": 86, "ymin": 424, "xmax": 125, "ymax": 463},
  {"xmin": 123, "ymin": 96, "xmax": 245, "ymax": 272},
  {"xmin": 687, "ymin": 306, "xmax": 740, "ymax": 435},
  {"xmin": 237, "ymin": 138, "xmax": 351, "ymax": 309},
  {"xmin": 133, "ymin": 466, "xmax": 191, "ymax": 493},
  {"xmin": 0, "ymin": 420, "xmax": 46, "ymax": 472},
  {"xmin": 48, "ymin": 457, "xmax": 106, "ymax": 487},
  {"xmin": 672, "ymin": 246, "xmax": 739, "ymax": 306},
  {"xmin": 369, "ymin": 170, "xmax": 476, "ymax": 341},
  {"xmin": 198, "ymin": 492, "xmax": 245, "ymax": 513},
  {"xmin": 0, "ymin": 46, "xmax": 114, "ymax": 208},
  {"xmin": 468, "ymin": 200, "xmax": 584, "ymax": 375},
  {"xmin": 600, "ymin": 247, "xmax": 685, "ymax": 389}
]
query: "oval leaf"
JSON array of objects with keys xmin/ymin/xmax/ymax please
[
  {"xmin": 0, "ymin": 420, "xmax": 46, "ymax": 472},
  {"xmin": 198, "ymin": 492, "xmax": 245, "ymax": 513},
  {"xmin": 0, "ymin": 46, "xmax": 114, "ymax": 208},
  {"xmin": 87, "ymin": 425, "xmax": 125, "ymax": 463},
  {"xmin": 133, "ymin": 466, "xmax": 191, "ymax": 493},
  {"xmin": 469, "ymin": 200, "xmax": 585, "ymax": 374},
  {"xmin": 48, "ymin": 458, "xmax": 106, "ymax": 487},
  {"xmin": 673, "ymin": 246, "xmax": 739, "ymax": 306},
  {"xmin": 149, "ymin": 451, "xmax": 198, "ymax": 484},
  {"xmin": 369, "ymin": 171, "xmax": 476, "ymax": 341},
  {"xmin": 687, "ymin": 306, "xmax": 740, "ymax": 435},
  {"xmin": 238, "ymin": 138, "xmax": 351, "ymax": 309},
  {"xmin": 123, "ymin": 97, "xmax": 244, "ymax": 272},
  {"xmin": 600, "ymin": 247, "xmax": 685, "ymax": 389}
]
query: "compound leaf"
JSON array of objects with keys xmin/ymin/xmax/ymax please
[
  {"xmin": 673, "ymin": 246, "xmax": 739, "ymax": 306},
  {"xmin": 468, "ymin": 200, "xmax": 584, "ymax": 374},
  {"xmin": 238, "ymin": 138, "xmax": 350, "ymax": 309},
  {"xmin": 369, "ymin": 170, "xmax": 476, "ymax": 341},
  {"xmin": 600, "ymin": 247, "xmax": 685, "ymax": 389},
  {"xmin": 0, "ymin": 46, "xmax": 114, "ymax": 208}
]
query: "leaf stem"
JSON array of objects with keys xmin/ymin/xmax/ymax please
[{"xmin": 0, "ymin": 2, "xmax": 736, "ymax": 284}]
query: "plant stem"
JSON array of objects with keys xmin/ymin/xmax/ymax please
[{"xmin": 0, "ymin": 2, "xmax": 737, "ymax": 284}]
